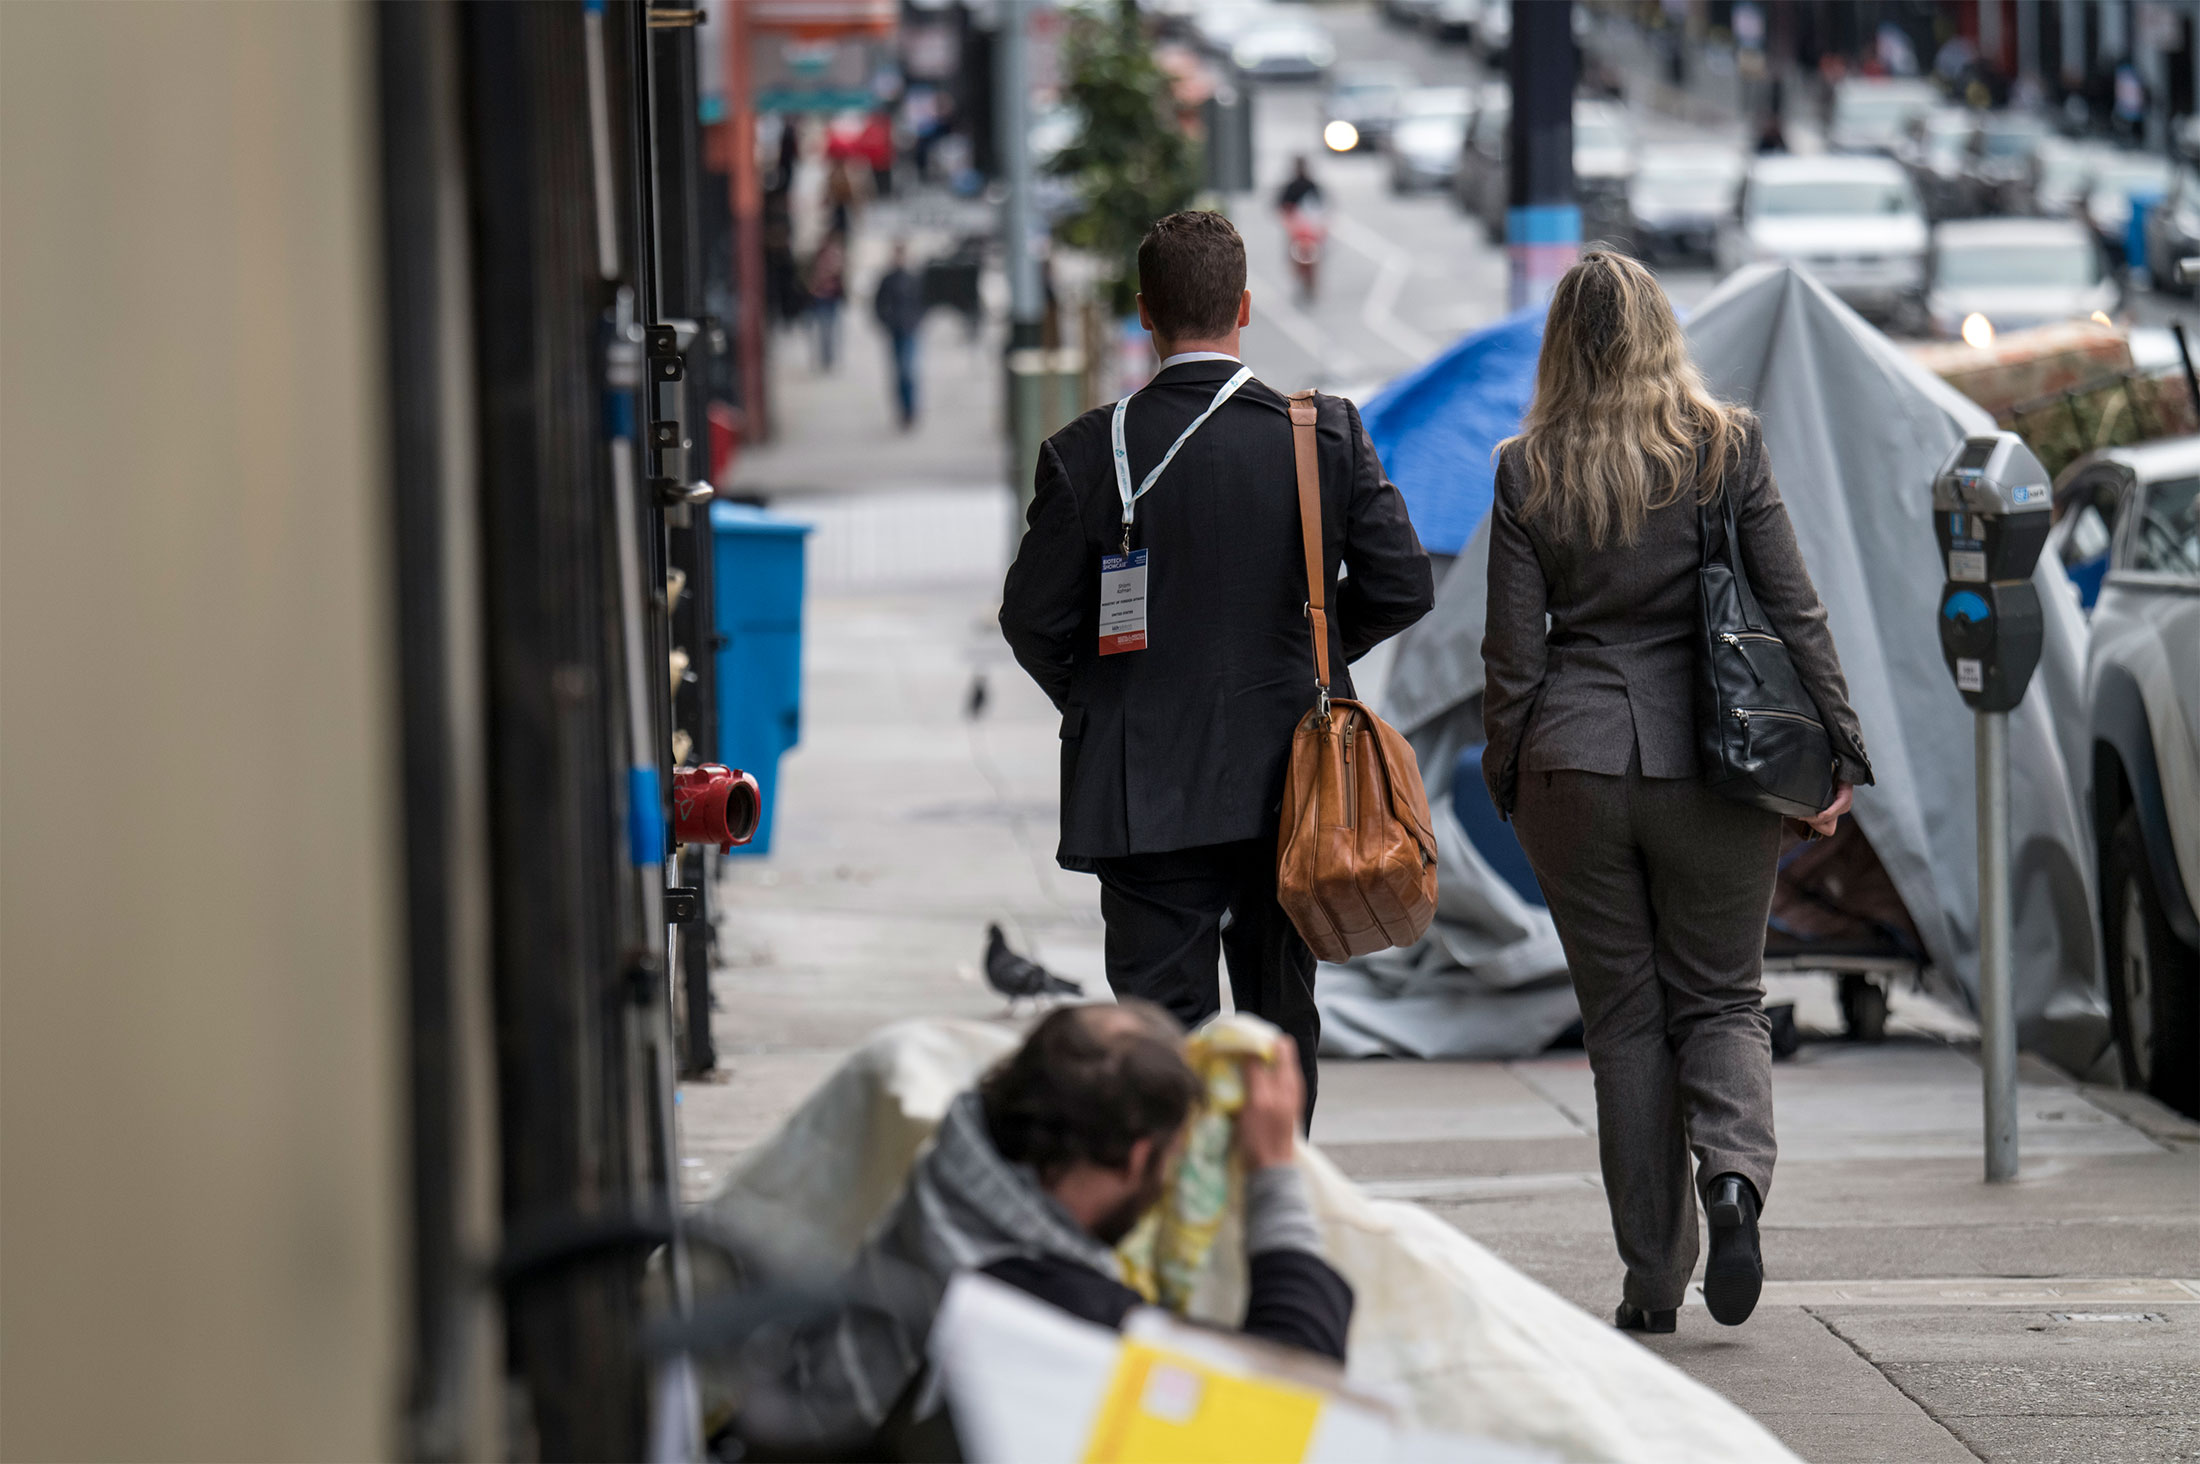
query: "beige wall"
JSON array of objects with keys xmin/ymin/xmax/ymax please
[{"xmin": 1, "ymin": 3, "xmax": 401, "ymax": 1458}]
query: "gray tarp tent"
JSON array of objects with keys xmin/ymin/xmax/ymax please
[{"xmin": 1320, "ymin": 265, "xmax": 2110, "ymax": 1075}]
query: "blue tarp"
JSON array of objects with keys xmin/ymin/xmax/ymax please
[{"xmin": 1358, "ymin": 303, "xmax": 1546, "ymax": 556}]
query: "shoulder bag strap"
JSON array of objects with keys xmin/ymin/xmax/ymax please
[
  {"xmin": 1287, "ymin": 390, "xmax": 1331, "ymax": 711},
  {"xmin": 1698, "ymin": 436, "xmax": 1770, "ymax": 632}
]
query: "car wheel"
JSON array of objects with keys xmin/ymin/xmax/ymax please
[{"xmin": 2104, "ymin": 808, "xmax": 2200, "ymax": 1117}]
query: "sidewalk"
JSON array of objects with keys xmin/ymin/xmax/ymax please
[{"xmin": 679, "ymin": 228, "xmax": 2200, "ymax": 1462}]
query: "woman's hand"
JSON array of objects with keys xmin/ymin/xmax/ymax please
[{"xmin": 1806, "ymin": 781, "xmax": 1853, "ymax": 839}]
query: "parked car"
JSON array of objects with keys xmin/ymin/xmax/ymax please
[
  {"xmin": 2143, "ymin": 162, "xmax": 2200, "ymax": 293},
  {"xmin": 1455, "ymin": 95, "xmax": 1634, "ymax": 245},
  {"xmin": 1388, "ymin": 85, "xmax": 1478, "ymax": 193},
  {"xmin": 1627, "ymin": 145, "xmax": 1745, "ymax": 261},
  {"xmin": 1322, "ymin": 63, "xmax": 1411, "ymax": 153},
  {"xmin": 1896, "ymin": 107, "xmax": 1982, "ymax": 220},
  {"xmin": 2054, "ymin": 440, "xmax": 2200, "ymax": 1117},
  {"xmin": 1926, "ymin": 217, "xmax": 2117, "ymax": 339},
  {"xmin": 1190, "ymin": 0, "xmax": 1269, "ymax": 56},
  {"xmin": 1828, "ymin": 77, "xmax": 1940, "ymax": 154},
  {"xmin": 2082, "ymin": 151, "xmax": 2174, "ymax": 265},
  {"xmin": 1229, "ymin": 6, "xmax": 1334, "ymax": 81},
  {"xmin": 1425, "ymin": 0, "xmax": 1482, "ymax": 43},
  {"xmin": 1380, "ymin": 0, "xmax": 1438, "ymax": 27},
  {"xmin": 1472, "ymin": 0, "xmax": 1510, "ymax": 63},
  {"xmin": 1718, "ymin": 154, "xmax": 1929, "ymax": 324},
  {"xmin": 2030, "ymin": 137, "xmax": 2106, "ymax": 220},
  {"xmin": 1571, "ymin": 101, "xmax": 1638, "ymax": 245},
  {"xmin": 1452, "ymin": 86, "xmax": 1508, "ymax": 229},
  {"xmin": 1965, "ymin": 111, "xmax": 2052, "ymax": 215}
]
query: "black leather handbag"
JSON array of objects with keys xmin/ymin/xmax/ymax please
[{"xmin": 1696, "ymin": 472, "xmax": 1836, "ymax": 819}]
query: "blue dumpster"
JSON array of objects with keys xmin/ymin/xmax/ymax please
[
  {"xmin": 710, "ymin": 502, "xmax": 812, "ymax": 856},
  {"xmin": 1450, "ymin": 744, "xmax": 1545, "ymax": 908}
]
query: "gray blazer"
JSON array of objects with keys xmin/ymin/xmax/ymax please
[{"xmin": 1481, "ymin": 422, "xmax": 1873, "ymax": 813}]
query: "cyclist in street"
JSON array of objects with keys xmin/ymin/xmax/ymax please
[{"xmin": 1275, "ymin": 155, "xmax": 1326, "ymax": 304}]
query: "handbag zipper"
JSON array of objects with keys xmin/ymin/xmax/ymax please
[
  {"xmin": 1718, "ymin": 631, "xmax": 1775, "ymax": 683},
  {"xmin": 1341, "ymin": 720, "xmax": 1357, "ymax": 829},
  {"xmin": 1732, "ymin": 707, "xmax": 1823, "ymax": 731}
]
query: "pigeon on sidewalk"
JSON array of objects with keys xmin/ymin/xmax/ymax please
[{"xmin": 984, "ymin": 923, "xmax": 1082, "ymax": 1009}]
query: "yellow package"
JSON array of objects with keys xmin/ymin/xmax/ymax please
[{"xmin": 1115, "ymin": 1016, "xmax": 1281, "ymax": 1309}]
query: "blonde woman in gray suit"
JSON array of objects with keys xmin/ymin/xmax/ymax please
[{"xmin": 1482, "ymin": 252, "xmax": 1873, "ymax": 1334}]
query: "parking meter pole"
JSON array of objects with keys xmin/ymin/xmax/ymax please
[
  {"xmin": 1506, "ymin": 0, "xmax": 1577, "ymax": 311},
  {"xmin": 1931, "ymin": 431, "xmax": 2052, "ymax": 1185},
  {"xmin": 1978, "ymin": 709, "xmax": 2019, "ymax": 1182}
]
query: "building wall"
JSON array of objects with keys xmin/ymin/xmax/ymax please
[{"xmin": 0, "ymin": 3, "xmax": 401, "ymax": 1457}]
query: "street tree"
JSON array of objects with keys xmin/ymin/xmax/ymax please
[{"xmin": 1048, "ymin": 0, "xmax": 1201, "ymax": 316}]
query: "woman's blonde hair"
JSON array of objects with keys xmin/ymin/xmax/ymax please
[{"xmin": 1502, "ymin": 250, "xmax": 1750, "ymax": 549}]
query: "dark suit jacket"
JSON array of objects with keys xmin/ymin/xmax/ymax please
[
  {"xmin": 1001, "ymin": 359, "xmax": 1433, "ymax": 868},
  {"xmin": 1481, "ymin": 421, "xmax": 1873, "ymax": 813}
]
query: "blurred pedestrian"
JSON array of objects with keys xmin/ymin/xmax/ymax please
[
  {"xmin": 1481, "ymin": 252, "xmax": 1873, "ymax": 1337},
  {"xmin": 1275, "ymin": 156, "xmax": 1326, "ymax": 303},
  {"xmin": 806, "ymin": 230, "xmax": 847, "ymax": 372},
  {"xmin": 857, "ymin": 110, "xmax": 895, "ymax": 198},
  {"xmin": 872, "ymin": 241, "xmax": 926, "ymax": 429},
  {"xmin": 1001, "ymin": 211, "xmax": 1433, "ymax": 1117},
  {"xmin": 823, "ymin": 157, "xmax": 861, "ymax": 237}
]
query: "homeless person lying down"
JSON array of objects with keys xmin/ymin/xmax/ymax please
[{"xmin": 730, "ymin": 1002, "xmax": 1354, "ymax": 1459}]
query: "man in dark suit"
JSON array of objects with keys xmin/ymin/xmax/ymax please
[{"xmin": 1000, "ymin": 211, "xmax": 1433, "ymax": 1115}]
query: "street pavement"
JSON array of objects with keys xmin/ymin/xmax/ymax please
[
  {"xmin": 680, "ymin": 540, "xmax": 2200, "ymax": 1461},
  {"xmin": 682, "ymin": 12, "xmax": 2200, "ymax": 1457}
]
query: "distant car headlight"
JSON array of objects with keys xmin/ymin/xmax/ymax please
[
  {"xmin": 1324, "ymin": 120, "xmax": 1360, "ymax": 152},
  {"xmin": 1961, "ymin": 313, "xmax": 1996, "ymax": 348}
]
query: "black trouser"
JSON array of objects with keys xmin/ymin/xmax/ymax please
[{"xmin": 1091, "ymin": 832, "xmax": 1320, "ymax": 1120}]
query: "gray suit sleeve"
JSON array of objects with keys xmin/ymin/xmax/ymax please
[
  {"xmin": 1732, "ymin": 428, "xmax": 1875, "ymax": 786},
  {"xmin": 1480, "ymin": 450, "xmax": 1550, "ymax": 816}
]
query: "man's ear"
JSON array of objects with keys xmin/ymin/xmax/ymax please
[
  {"xmin": 1122, "ymin": 1134, "xmax": 1155, "ymax": 1179},
  {"xmin": 1237, "ymin": 289, "xmax": 1251, "ymax": 328},
  {"xmin": 1136, "ymin": 293, "xmax": 1153, "ymax": 333}
]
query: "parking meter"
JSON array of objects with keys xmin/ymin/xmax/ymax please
[
  {"xmin": 1930, "ymin": 429, "xmax": 2052, "ymax": 1186},
  {"xmin": 1933, "ymin": 432, "xmax": 2051, "ymax": 713}
]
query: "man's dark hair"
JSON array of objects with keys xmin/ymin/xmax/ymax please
[
  {"xmin": 980, "ymin": 1002, "xmax": 1202, "ymax": 1183},
  {"xmin": 1136, "ymin": 211, "xmax": 1247, "ymax": 341}
]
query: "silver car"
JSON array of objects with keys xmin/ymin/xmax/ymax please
[
  {"xmin": 1719, "ymin": 154, "xmax": 1929, "ymax": 323},
  {"xmin": 1388, "ymin": 85, "xmax": 1477, "ymax": 194},
  {"xmin": 1627, "ymin": 145, "xmax": 1745, "ymax": 261},
  {"xmin": 2055, "ymin": 440, "xmax": 2200, "ymax": 1116},
  {"xmin": 1926, "ymin": 217, "xmax": 2118, "ymax": 340},
  {"xmin": 1828, "ymin": 76, "xmax": 1939, "ymax": 155}
]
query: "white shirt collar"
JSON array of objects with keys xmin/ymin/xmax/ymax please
[{"xmin": 1157, "ymin": 350, "xmax": 1242, "ymax": 369}]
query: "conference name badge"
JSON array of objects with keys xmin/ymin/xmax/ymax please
[{"xmin": 1099, "ymin": 549, "xmax": 1148, "ymax": 655}]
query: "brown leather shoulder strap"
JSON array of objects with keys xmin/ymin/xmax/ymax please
[{"xmin": 1286, "ymin": 390, "xmax": 1330, "ymax": 695}]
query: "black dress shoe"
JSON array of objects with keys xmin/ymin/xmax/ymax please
[
  {"xmin": 1615, "ymin": 1301, "xmax": 1676, "ymax": 1333},
  {"xmin": 1704, "ymin": 1173, "xmax": 1764, "ymax": 1326}
]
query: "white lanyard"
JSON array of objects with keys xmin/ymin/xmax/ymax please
[{"xmin": 1110, "ymin": 366, "xmax": 1253, "ymax": 550}]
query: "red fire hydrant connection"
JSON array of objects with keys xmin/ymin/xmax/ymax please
[{"xmin": 672, "ymin": 764, "xmax": 761, "ymax": 853}]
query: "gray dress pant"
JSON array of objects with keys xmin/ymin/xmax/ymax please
[{"xmin": 1512, "ymin": 761, "xmax": 1782, "ymax": 1311}]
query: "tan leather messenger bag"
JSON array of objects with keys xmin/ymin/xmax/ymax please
[{"xmin": 1274, "ymin": 390, "xmax": 1439, "ymax": 963}]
